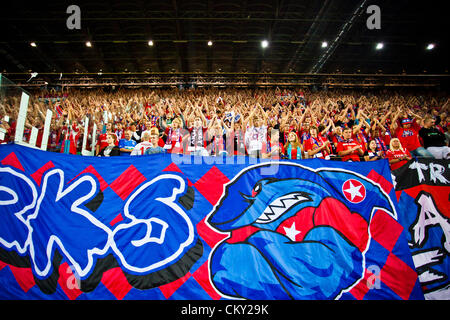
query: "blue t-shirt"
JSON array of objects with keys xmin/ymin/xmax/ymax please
[{"xmin": 118, "ymin": 139, "xmax": 137, "ymax": 156}]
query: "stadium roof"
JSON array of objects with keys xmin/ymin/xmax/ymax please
[{"xmin": 1, "ymin": 0, "xmax": 448, "ymax": 86}]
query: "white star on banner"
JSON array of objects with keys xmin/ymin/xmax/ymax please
[
  {"xmin": 283, "ymin": 222, "xmax": 301, "ymax": 241},
  {"xmin": 343, "ymin": 181, "xmax": 363, "ymax": 201}
]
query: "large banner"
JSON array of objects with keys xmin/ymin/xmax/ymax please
[
  {"xmin": 392, "ymin": 159, "xmax": 450, "ymax": 300},
  {"xmin": 0, "ymin": 144, "xmax": 424, "ymax": 300}
]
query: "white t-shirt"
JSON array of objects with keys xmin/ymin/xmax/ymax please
[
  {"xmin": 130, "ymin": 141, "xmax": 153, "ymax": 155},
  {"xmin": 245, "ymin": 125, "xmax": 267, "ymax": 151}
]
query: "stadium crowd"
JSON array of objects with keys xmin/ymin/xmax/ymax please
[{"xmin": 0, "ymin": 87, "xmax": 449, "ymax": 170}]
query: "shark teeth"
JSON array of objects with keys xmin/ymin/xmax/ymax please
[{"xmin": 255, "ymin": 192, "xmax": 311, "ymax": 224}]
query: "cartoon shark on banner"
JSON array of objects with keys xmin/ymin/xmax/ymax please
[{"xmin": 207, "ymin": 163, "xmax": 397, "ymax": 300}]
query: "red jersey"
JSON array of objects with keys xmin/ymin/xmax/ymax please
[
  {"xmin": 395, "ymin": 122, "xmax": 422, "ymax": 152},
  {"xmin": 96, "ymin": 133, "xmax": 109, "ymax": 151},
  {"xmin": 298, "ymin": 127, "xmax": 310, "ymax": 144},
  {"xmin": 96, "ymin": 132, "xmax": 118, "ymax": 153},
  {"xmin": 158, "ymin": 137, "xmax": 165, "ymax": 148},
  {"xmin": 331, "ymin": 132, "xmax": 344, "ymax": 146},
  {"xmin": 336, "ymin": 139, "xmax": 361, "ymax": 162},
  {"xmin": 386, "ymin": 149, "xmax": 411, "ymax": 171},
  {"xmin": 352, "ymin": 131, "xmax": 368, "ymax": 153},
  {"xmin": 375, "ymin": 127, "xmax": 392, "ymax": 148},
  {"xmin": 59, "ymin": 126, "xmax": 80, "ymax": 155},
  {"xmin": 48, "ymin": 129, "xmax": 60, "ymax": 151},
  {"xmin": 304, "ymin": 135, "xmax": 329, "ymax": 159},
  {"xmin": 36, "ymin": 127, "xmax": 44, "ymax": 148}
]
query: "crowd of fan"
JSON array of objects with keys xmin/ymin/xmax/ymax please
[{"xmin": 0, "ymin": 87, "xmax": 449, "ymax": 170}]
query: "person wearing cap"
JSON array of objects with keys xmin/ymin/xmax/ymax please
[
  {"xmin": 419, "ymin": 116, "xmax": 450, "ymax": 159},
  {"xmin": 390, "ymin": 111, "xmax": 433, "ymax": 158}
]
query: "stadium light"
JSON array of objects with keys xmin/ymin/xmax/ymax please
[
  {"xmin": 30, "ymin": 42, "xmax": 37, "ymax": 47},
  {"xmin": 148, "ymin": 40, "xmax": 154, "ymax": 46},
  {"xmin": 376, "ymin": 42, "xmax": 384, "ymax": 50},
  {"xmin": 207, "ymin": 40, "xmax": 213, "ymax": 46},
  {"xmin": 86, "ymin": 41, "xmax": 92, "ymax": 47},
  {"xmin": 321, "ymin": 41, "xmax": 328, "ymax": 48},
  {"xmin": 261, "ymin": 40, "xmax": 269, "ymax": 48},
  {"xmin": 426, "ymin": 43, "xmax": 435, "ymax": 50}
]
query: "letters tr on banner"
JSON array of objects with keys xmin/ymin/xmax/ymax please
[
  {"xmin": 392, "ymin": 159, "xmax": 450, "ymax": 300},
  {"xmin": 0, "ymin": 144, "xmax": 426, "ymax": 300}
]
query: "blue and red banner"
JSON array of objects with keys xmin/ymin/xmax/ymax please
[
  {"xmin": 0, "ymin": 144, "xmax": 424, "ymax": 300},
  {"xmin": 392, "ymin": 159, "xmax": 450, "ymax": 300}
]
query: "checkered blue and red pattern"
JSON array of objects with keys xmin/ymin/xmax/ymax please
[{"xmin": 0, "ymin": 144, "xmax": 424, "ymax": 300}]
